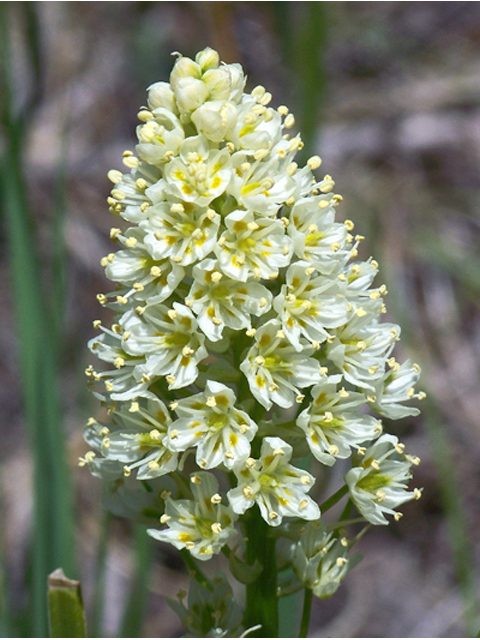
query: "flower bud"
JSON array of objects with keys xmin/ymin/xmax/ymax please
[
  {"xmin": 147, "ymin": 82, "xmax": 177, "ymax": 113},
  {"xmin": 191, "ymin": 101, "xmax": 237, "ymax": 143},
  {"xmin": 173, "ymin": 77, "xmax": 209, "ymax": 114},
  {"xmin": 170, "ymin": 55, "xmax": 201, "ymax": 83},
  {"xmin": 195, "ymin": 47, "xmax": 220, "ymax": 72},
  {"xmin": 202, "ymin": 67, "xmax": 232, "ymax": 101},
  {"xmin": 225, "ymin": 63, "xmax": 246, "ymax": 103}
]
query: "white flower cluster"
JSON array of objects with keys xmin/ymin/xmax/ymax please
[{"xmin": 82, "ymin": 47, "xmax": 423, "ymax": 597}]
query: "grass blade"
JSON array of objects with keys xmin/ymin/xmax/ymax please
[
  {"xmin": 48, "ymin": 569, "xmax": 87, "ymax": 638},
  {"xmin": 120, "ymin": 526, "xmax": 155, "ymax": 638},
  {"xmin": 0, "ymin": 5, "xmax": 75, "ymax": 635}
]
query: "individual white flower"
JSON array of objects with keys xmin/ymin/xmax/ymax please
[
  {"xmin": 228, "ymin": 150, "xmax": 296, "ymax": 217},
  {"xmin": 227, "ymin": 437, "xmax": 320, "ymax": 526},
  {"xmin": 163, "ymin": 135, "xmax": 232, "ymax": 206},
  {"xmin": 86, "ymin": 328, "xmax": 151, "ymax": 401},
  {"xmin": 288, "ymin": 196, "xmax": 350, "ymax": 274},
  {"xmin": 226, "ymin": 94, "xmax": 283, "ymax": 154},
  {"xmin": 141, "ymin": 200, "xmax": 220, "ymax": 266},
  {"xmin": 120, "ymin": 303, "xmax": 207, "ymax": 389},
  {"xmin": 148, "ymin": 472, "xmax": 238, "ymax": 560},
  {"xmin": 297, "ymin": 375, "xmax": 382, "ymax": 466},
  {"xmin": 274, "ymin": 261, "xmax": 351, "ymax": 351},
  {"xmin": 345, "ymin": 434, "xmax": 421, "ymax": 525},
  {"xmin": 341, "ymin": 258, "xmax": 380, "ymax": 296},
  {"xmin": 168, "ymin": 381, "xmax": 257, "ymax": 469},
  {"xmin": 240, "ymin": 320, "xmax": 322, "ymax": 410},
  {"xmin": 107, "ymin": 161, "xmax": 161, "ymax": 224},
  {"xmin": 216, "ymin": 210, "xmax": 292, "ymax": 282},
  {"xmin": 93, "ymin": 397, "xmax": 178, "ymax": 480},
  {"xmin": 326, "ymin": 314, "xmax": 399, "ymax": 391},
  {"xmin": 292, "ymin": 521, "xmax": 350, "ymax": 598},
  {"xmin": 103, "ymin": 227, "xmax": 184, "ymax": 308},
  {"xmin": 187, "ymin": 258, "xmax": 272, "ymax": 341},
  {"xmin": 168, "ymin": 571, "xmax": 243, "ymax": 639},
  {"xmin": 369, "ymin": 359, "xmax": 423, "ymax": 419},
  {"xmin": 136, "ymin": 108, "xmax": 185, "ymax": 165}
]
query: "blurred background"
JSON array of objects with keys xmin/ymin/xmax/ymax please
[{"xmin": 1, "ymin": 2, "xmax": 480, "ymax": 637}]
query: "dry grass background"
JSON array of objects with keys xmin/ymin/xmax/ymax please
[{"xmin": 1, "ymin": 2, "xmax": 480, "ymax": 637}]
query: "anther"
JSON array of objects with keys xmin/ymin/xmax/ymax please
[
  {"xmin": 122, "ymin": 155, "xmax": 139, "ymax": 169},
  {"xmin": 300, "ymin": 475, "xmax": 311, "ymax": 485},
  {"xmin": 167, "ymin": 309, "xmax": 178, "ymax": 320},
  {"xmin": 191, "ymin": 474, "xmax": 202, "ymax": 484},
  {"xmin": 108, "ymin": 169, "xmax": 123, "ymax": 184},
  {"xmin": 319, "ymin": 175, "xmax": 335, "ymax": 193},
  {"xmin": 111, "ymin": 189, "xmax": 126, "ymax": 201},
  {"xmin": 307, "ymin": 156, "xmax": 322, "ymax": 170},
  {"xmin": 166, "ymin": 375, "xmax": 176, "ymax": 386},
  {"xmin": 211, "ymin": 494, "xmax": 222, "ymax": 504},
  {"xmin": 160, "ymin": 514, "xmax": 171, "ymax": 524},
  {"xmin": 206, "ymin": 396, "xmax": 217, "ymax": 407},
  {"xmin": 243, "ymin": 485, "xmax": 253, "ymax": 498}
]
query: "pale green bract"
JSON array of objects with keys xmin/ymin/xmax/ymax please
[{"xmin": 81, "ymin": 46, "xmax": 424, "ymax": 635}]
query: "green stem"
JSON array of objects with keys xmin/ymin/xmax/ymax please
[
  {"xmin": 243, "ymin": 508, "xmax": 278, "ymax": 637},
  {"xmin": 319, "ymin": 485, "xmax": 348, "ymax": 513},
  {"xmin": 298, "ymin": 588, "xmax": 313, "ymax": 638},
  {"xmin": 179, "ymin": 550, "xmax": 213, "ymax": 592}
]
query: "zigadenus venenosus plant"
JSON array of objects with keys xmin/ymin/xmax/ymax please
[{"xmin": 81, "ymin": 47, "xmax": 424, "ymax": 637}]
